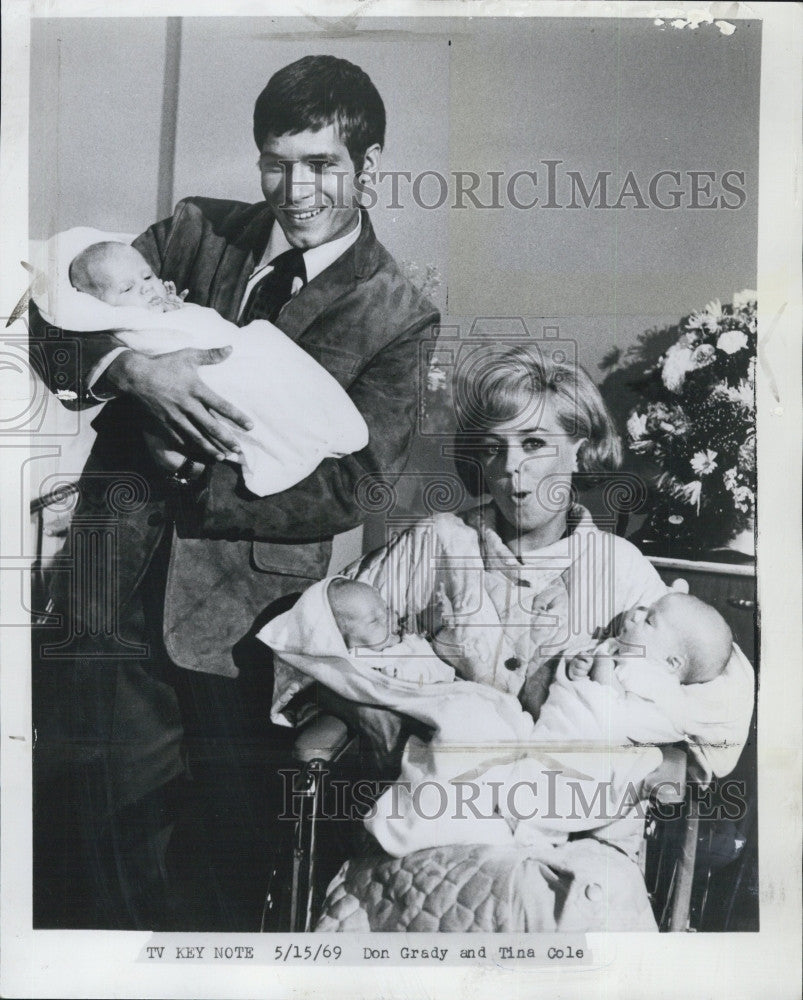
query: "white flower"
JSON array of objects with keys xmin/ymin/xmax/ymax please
[
  {"xmin": 661, "ymin": 342, "xmax": 695, "ymax": 392},
  {"xmin": 688, "ymin": 299, "xmax": 723, "ymax": 334},
  {"xmin": 55, "ymin": 389, "xmax": 78, "ymax": 401},
  {"xmin": 723, "ymin": 467, "xmax": 738, "ymax": 491},
  {"xmin": 717, "ymin": 329, "xmax": 748, "ymax": 354},
  {"xmin": 680, "ymin": 480, "xmax": 702, "ymax": 511},
  {"xmin": 733, "ymin": 486, "xmax": 754, "ymax": 513},
  {"xmin": 732, "ymin": 289, "xmax": 757, "ymax": 310},
  {"xmin": 725, "ymin": 379, "xmax": 754, "ymax": 409},
  {"xmin": 691, "ymin": 343, "xmax": 716, "ymax": 368},
  {"xmin": 627, "ymin": 411, "xmax": 648, "ymax": 440},
  {"xmin": 690, "ymin": 449, "xmax": 718, "ymax": 476}
]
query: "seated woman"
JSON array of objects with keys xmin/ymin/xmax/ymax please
[{"xmin": 268, "ymin": 344, "xmax": 755, "ymax": 932}]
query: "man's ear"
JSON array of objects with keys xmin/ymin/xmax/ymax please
[{"xmin": 359, "ymin": 143, "xmax": 382, "ymax": 177}]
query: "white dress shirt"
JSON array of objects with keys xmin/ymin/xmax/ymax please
[{"xmin": 238, "ymin": 213, "xmax": 361, "ymax": 320}]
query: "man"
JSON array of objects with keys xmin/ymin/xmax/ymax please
[{"xmin": 30, "ymin": 55, "xmax": 438, "ymax": 931}]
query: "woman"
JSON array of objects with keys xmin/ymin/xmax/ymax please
[{"xmin": 307, "ymin": 345, "xmax": 754, "ymax": 931}]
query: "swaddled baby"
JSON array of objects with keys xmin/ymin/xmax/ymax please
[
  {"xmin": 327, "ymin": 579, "xmax": 455, "ymax": 685},
  {"xmin": 66, "ymin": 239, "xmax": 369, "ymax": 495},
  {"xmin": 543, "ymin": 591, "xmax": 734, "ymax": 748}
]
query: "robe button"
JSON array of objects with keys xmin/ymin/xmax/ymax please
[
  {"xmin": 585, "ymin": 882, "xmax": 603, "ymax": 902},
  {"xmin": 504, "ymin": 656, "xmax": 521, "ymax": 671}
]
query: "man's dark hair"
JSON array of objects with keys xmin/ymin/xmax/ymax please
[{"xmin": 253, "ymin": 55, "xmax": 386, "ymax": 168}]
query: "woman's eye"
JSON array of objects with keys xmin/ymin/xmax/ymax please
[
  {"xmin": 522, "ymin": 436, "xmax": 546, "ymax": 451},
  {"xmin": 478, "ymin": 441, "xmax": 502, "ymax": 457}
]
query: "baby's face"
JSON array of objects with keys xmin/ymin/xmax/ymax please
[
  {"xmin": 331, "ymin": 583, "xmax": 400, "ymax": 651},
  {"xmin": 93, "ymin": 245, "xmax": 168, "ymax": 310},
  {"xmin": 616, "ymin": 595, "xmax": 686, "ymax": 667}
]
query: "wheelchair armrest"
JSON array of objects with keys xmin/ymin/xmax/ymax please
[
  {"xmin": 293, "ymin": 713, "xmax": 354, "ymax": 765},
  {"xmin": 643, "ymin": 744, "xmax": 688, "ymax": 805}
]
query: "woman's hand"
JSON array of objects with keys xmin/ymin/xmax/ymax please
[
  {"xmin": 104, "ymin": 347, "xmax": 253, "ymax": 462},
  {"xmin": 425, "ymin": 582, "xmax": 456, "ymax": 637}
]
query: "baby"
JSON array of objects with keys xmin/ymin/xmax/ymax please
[
  {"xmin": 552, "ymin": 592, "xmax": 734, "ymax": 748},
  {"xmin": 568, "ymin": 592, "xmax": 732, "ymax": 689},
  {"xmin": 70, "ymin": 242, "xmax": 201, "ymax": 474},
  {"xmin": 64, "ymin": 239, "xmax": 369, "ymax": 496},
  {"xmin": 327, "ymin": 579, "xmax": 455, "ymax": 685},
  {"xmin": 69, "ymin": 240, "xmax": 185, "ymax": 313}
]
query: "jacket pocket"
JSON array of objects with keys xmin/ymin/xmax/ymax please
[{"xmin": 251, "ymin": 538, "xmax": 332, "ymax": 579}]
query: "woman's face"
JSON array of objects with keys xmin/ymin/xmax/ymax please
[{"xmin": 476, "ymin": 393, "xmax": 584, "ymax": 551}]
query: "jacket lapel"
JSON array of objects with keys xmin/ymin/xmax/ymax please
[
  {"xmin": 208, "ymin": 206, "xmax": 275, "ymax": 322},
  {"xmin": 274, "ymin": 210, "xmax": 380, "ymax": 343}
]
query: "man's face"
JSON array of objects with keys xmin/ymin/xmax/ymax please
[{"xmin": 259, "ymin": 123, "xmax": 380, "ymax": 250}]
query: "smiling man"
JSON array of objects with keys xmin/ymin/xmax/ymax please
[{"xmin": 30, "ymin": 54, "xmax": 438, "ymax": 931}]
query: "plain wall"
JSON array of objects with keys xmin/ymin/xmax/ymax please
[{"xmin": 29, "ymin": 18, "xmax": 168, "ymax": 238}]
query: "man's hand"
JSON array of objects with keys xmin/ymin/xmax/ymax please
[{"xmin": 105, "ymin": 346, "xmax": 253, "ymax": 462}]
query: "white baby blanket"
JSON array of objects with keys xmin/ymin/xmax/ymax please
[
  {"xmin": 31, "ymin": 227, "xmax": 369, "ymax": 496},
  {"xmin": 259, "ymin": 578, "xmax": 661, "ymax": 858}
]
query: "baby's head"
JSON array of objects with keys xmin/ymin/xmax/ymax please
[
  {"xmin": 327, "ymin": 579, "xmax": 399, "ymax": 651},
  {"xmin": 69, "ymin": 241, "xmax": 168, "ymax": 310},
  {"xmin": 617, "ymin": 593, "xmax": 732, "ymax": 684}
]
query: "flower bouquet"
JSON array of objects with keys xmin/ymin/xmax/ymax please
[{"xmin": 625, "ymin": 291, "xmax": 756, "ymax": 558}]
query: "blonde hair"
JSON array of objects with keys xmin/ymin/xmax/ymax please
[{"xmin": 454, "ymin": 344, "xmax": 622, "ymax": 477}]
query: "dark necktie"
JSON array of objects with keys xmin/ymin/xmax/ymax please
[{"xmin": 239, "ymin": 247, "xmax": 306, "ymax": 326}]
